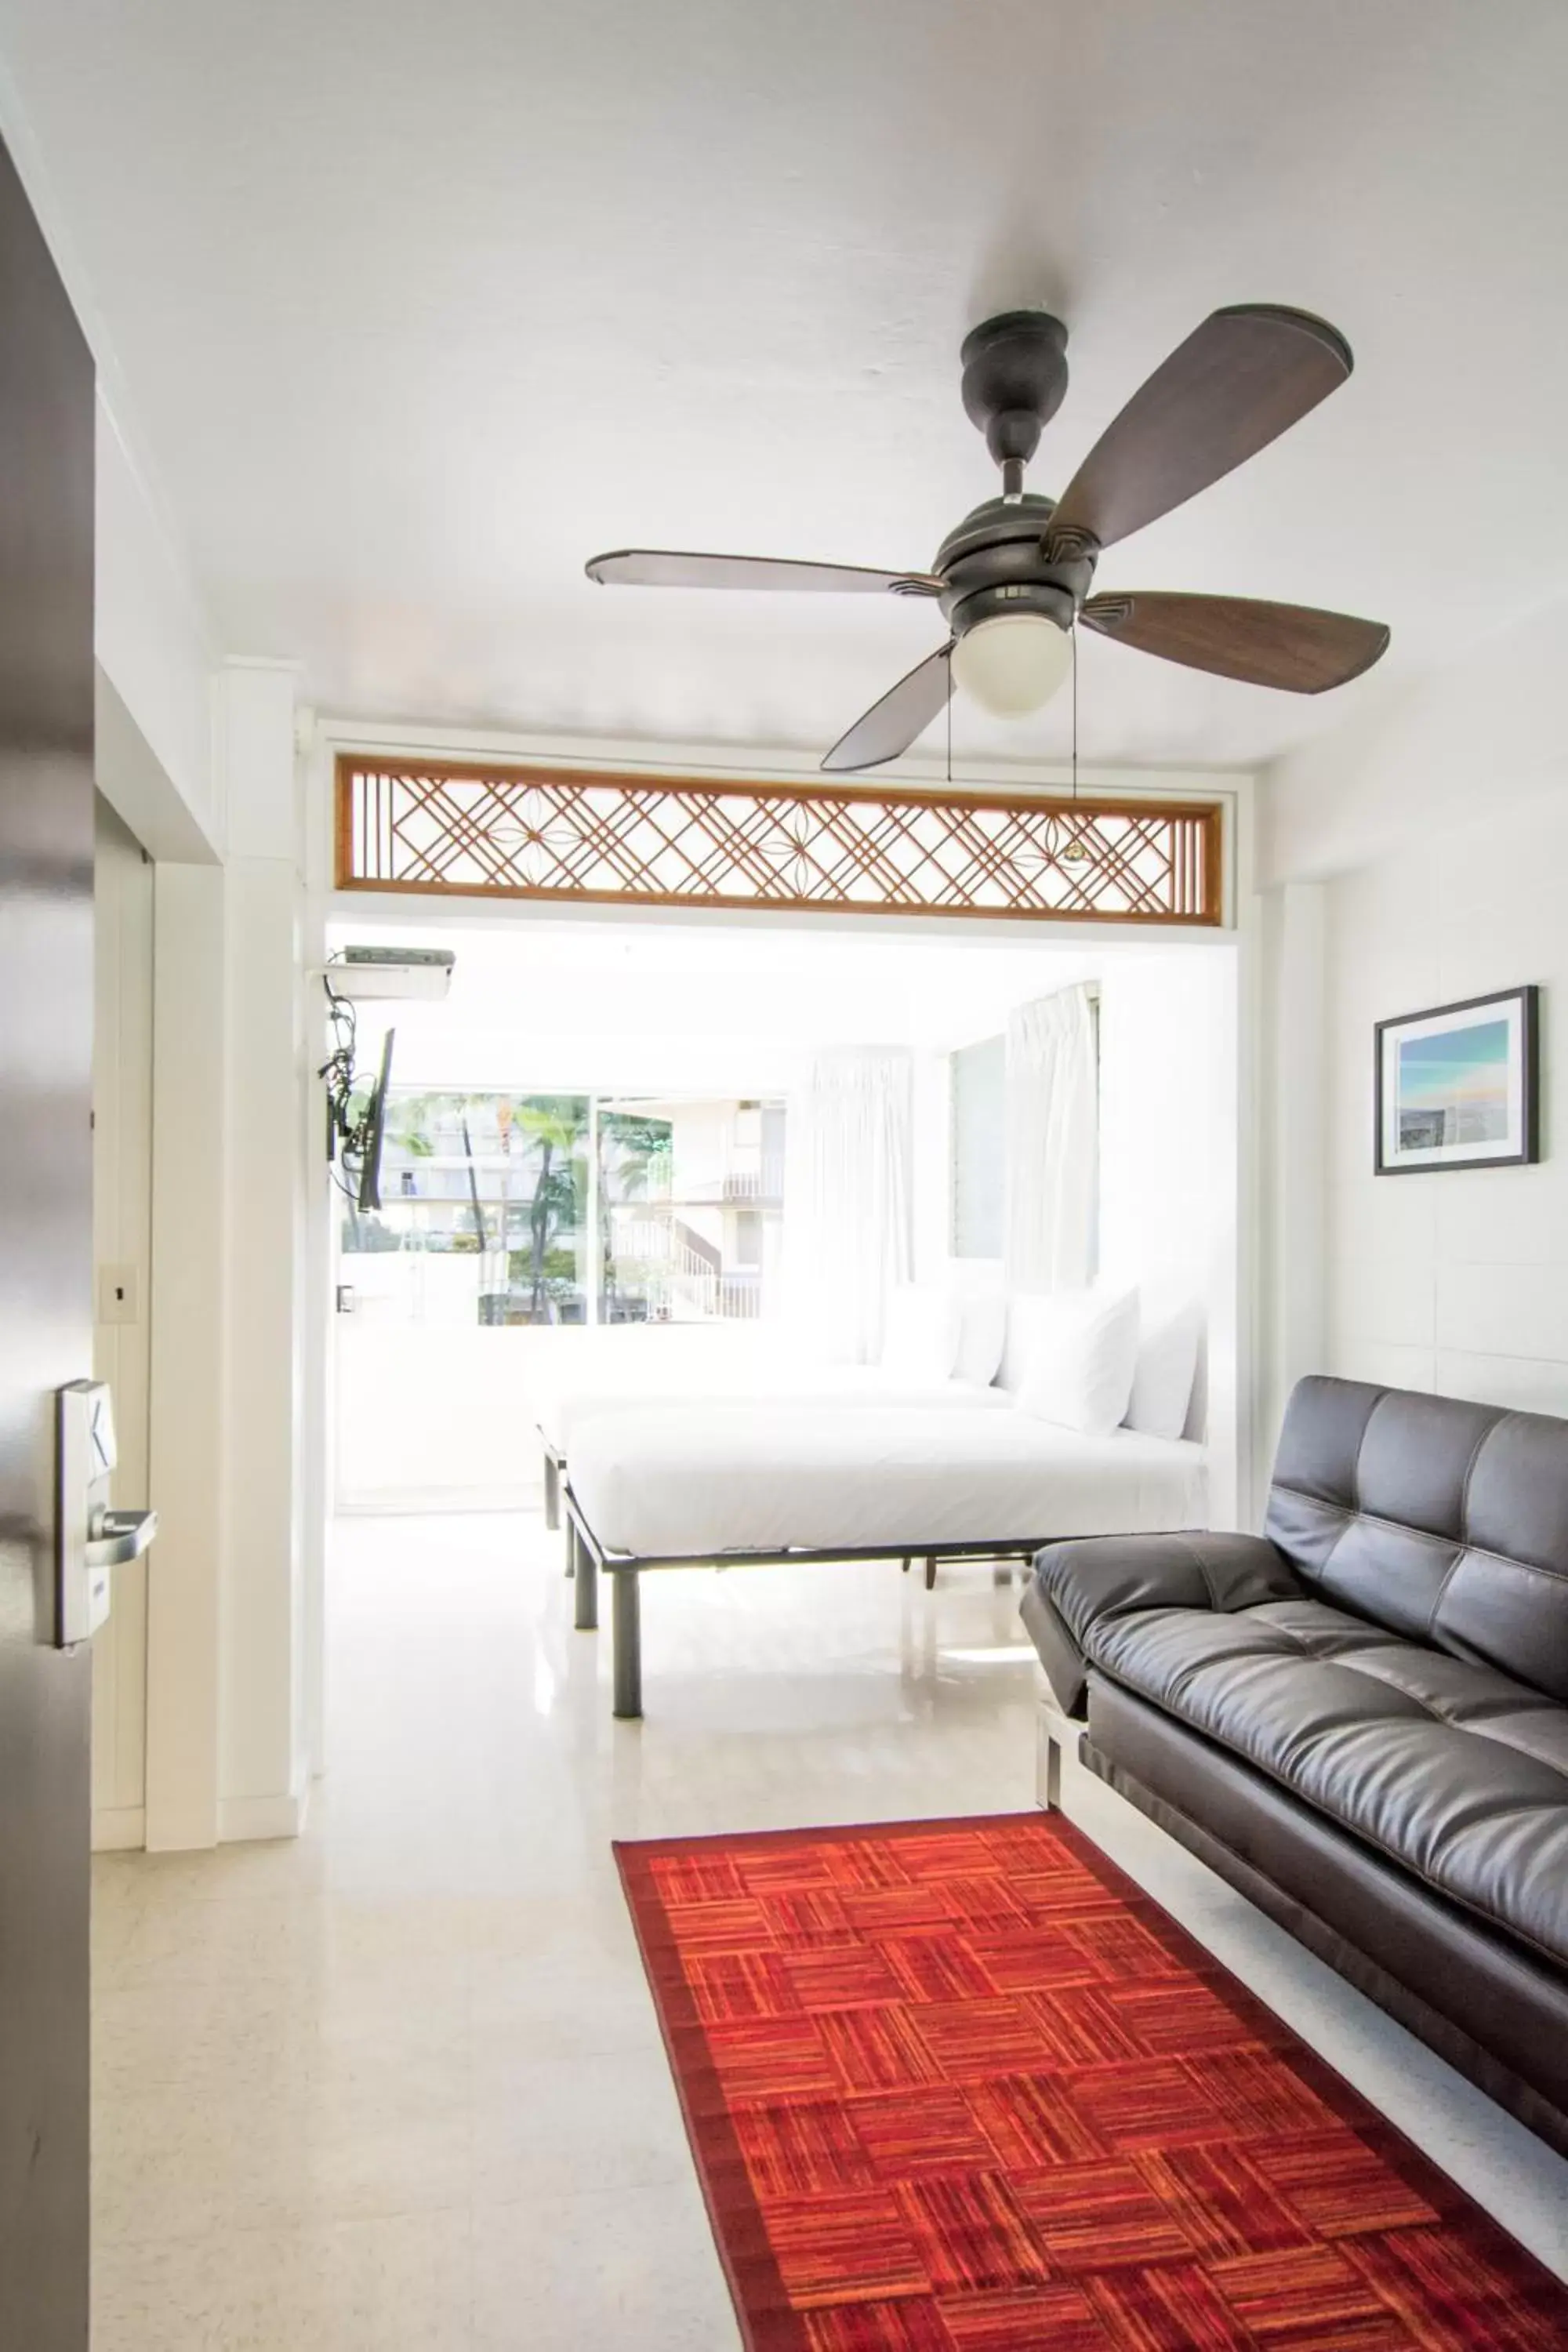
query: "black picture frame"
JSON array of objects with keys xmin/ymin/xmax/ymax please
[{"xmin": 1374, "ymin": 985, "xmax": 1540, "ymax": 1176}]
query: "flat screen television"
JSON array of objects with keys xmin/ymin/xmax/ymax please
[{"xmin": 355, "ymin": 1026, "xmax": 395, "ymax": 1213}]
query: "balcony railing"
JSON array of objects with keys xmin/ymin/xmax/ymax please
[{"xmin": 609, "ymin": 1219, "xmax": 764, "ymax": 1322}]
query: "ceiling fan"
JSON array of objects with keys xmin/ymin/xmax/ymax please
[{"xmin": 585, "ymin": 305, "xmax": 1389, "ymax": 774}]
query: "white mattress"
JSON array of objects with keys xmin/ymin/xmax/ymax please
[
  {"xmin": 529, "ymin": 1324, "xmax": 773, "ymax": 1454},
  {"xmin": 566, "ymin": 1400, "xmax": 1207, "ymax": 1559},
  {"xmin": 537, "ymin": 1359, "xmax": 1010, "ymax": 1457}
]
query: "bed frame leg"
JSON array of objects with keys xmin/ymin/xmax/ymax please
[
  {"xmin": 612, "ymin": 1568, "xmax": 642, "ymax": 1719},
  {"xmin": 572, "ymin": 1527, "xmax": 598, "ymax": 1632},
  {"xmin": 543, "ymin": 1450, "xmax": 561, "ymax": 1532},
  {"xmin": 924, "ymin": 1557, "xmax": 936, "ymax": 1592}
]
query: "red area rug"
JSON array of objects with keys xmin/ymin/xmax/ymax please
[{"xmin": 615, "ymin": 1812, "xmax": 1568, "ymax": 2350}]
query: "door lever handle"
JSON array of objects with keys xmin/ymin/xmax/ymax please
[{"xmin": 85, "ymin": 1508, "xmax": 158, "ymax": 1570}]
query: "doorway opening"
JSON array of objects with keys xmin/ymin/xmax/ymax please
[{"xmin": 323, "ymin": 906, "xmax": 1238, "ymax": 1523}]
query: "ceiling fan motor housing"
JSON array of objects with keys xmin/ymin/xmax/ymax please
[
  {"xmin": 960, "ymin": 310, "xmax": 1070, "ymax": 467},
  {"xmin": 935, "ymin": 494, "xmax": 1094, "ymax": 642}
]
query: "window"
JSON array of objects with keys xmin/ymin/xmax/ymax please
[
  {"xmin": 598, "ymin": 1097, "xmax": 786, "ymax": 1323},
  {"xmin": 340, "ymin": 1090, "xmax": 786, "ymax": 1326},
  {"xmin": 341, "ymin": 1092, "xmax": 591, "ymax": 1323},
  {"xmin": 336, "ymin": 757, "xmax": 1224, "ymax": 926}
]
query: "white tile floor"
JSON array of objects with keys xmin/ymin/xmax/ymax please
[{"xmin": 92, "ymin": 1511, "xmax": 1568, "ymax": 2347}]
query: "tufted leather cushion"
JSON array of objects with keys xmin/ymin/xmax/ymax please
[
  {"xmin": 1265, "ymin": 1376, "xmax": 1568, "ymax": 1702},
  {"xmin": 1076, "ymin": 1592, "xmax": 1568, "ymax": 1969}
]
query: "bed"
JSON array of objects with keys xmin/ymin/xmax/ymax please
[
  {"xmin": 535, "ymin": 1352, "xmax": 1011, "ymax": 1528},
  {"xmin": 561, "ymin": 1399, "xmax": 1207, "ymax": 1716}
]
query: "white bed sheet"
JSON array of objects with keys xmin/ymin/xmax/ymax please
[
  {"xmin": 566, "ymin": 1400, "xmax": 1207, "ymax": 1558},
  {"xmin": 541, "ymin": 1363, "xmax": 1011, "ymax": 1456}
]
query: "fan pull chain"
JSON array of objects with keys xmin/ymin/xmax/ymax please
[{"xmin": 1062, "ymin": 629, "xmax": 1090, "ymax": 865}]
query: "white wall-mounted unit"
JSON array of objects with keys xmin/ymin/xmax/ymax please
[{"xmin": 328, "ymin": 946, "xmax": 456, "ymax": 1000}]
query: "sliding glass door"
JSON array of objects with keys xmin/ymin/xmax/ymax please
[{"xmin": 336, "ymin": 1090, "xmax": 785, "ymax": 1329}]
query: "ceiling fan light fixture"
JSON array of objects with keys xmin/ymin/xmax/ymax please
[{"xmin": 951, "ymin": 612, "xmax": 1073, "ymax": 717}]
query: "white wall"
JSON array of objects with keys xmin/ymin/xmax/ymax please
[
  {"xmin": 91, "ymin": 799, "xmax": 154, "ymax": 1849},
  {"xmin": 1261, "ymin": 594, "xmax": 1568, "ymax": 1432},
  {"xmin": 95, "ymin": 397, "xmax": 220, "ymax": 858},
  {"xmin": 216, "ymin": 664, "xmax": 311, "ymax": 1839},
  {"xmin": 1317, "ymin": 792, "xmax": 1567, "ymax": 1412},
  {"xmin": 1098, "ymin": 946, "xmax": 1240, "ymax": 1517},
  {"xmin": 337, "ymin": 1325, "xmax": 564, "ymax": 1512},
  {"xmin": 144, "ymin": 663, "xmax": 312, "ymax": 1848},
  {"xmin": 1261, "ymin": 591, "xmax": 1568, "ymax": 892},
  {"xmin": 331, "ymin": 916, "xmax": 1105, "ymax": 1102},
  {"xmin": 145, "ymin": 862, "xmax": 226, "ymax": 1849}
]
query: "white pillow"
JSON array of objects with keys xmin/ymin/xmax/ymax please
[
  {"xmin": 1124, "ymin": 1299, "xmax": 1202, "ymax": 1439},
  {"xmin": 953, "ymin": 1288, "xmax": 1007, "ymax": 1387},
  {"xmin": 880, "ymin": 1284, "xmax": 963, "ymax": 1381},
  {"xmin": 1011, "ymin": 1287, "xmax": 1141, "ymax": 1435}
]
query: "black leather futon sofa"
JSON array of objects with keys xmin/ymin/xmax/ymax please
[{"xmin": 1022, "ymin": 1374, "xmax": 1568, "ymax": 2155}]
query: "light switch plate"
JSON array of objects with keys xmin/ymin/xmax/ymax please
[{"xmin": 96, "ymin": 1263, "xmax": 139, "ymax": 1324}]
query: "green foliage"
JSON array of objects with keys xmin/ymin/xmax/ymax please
[
  {"xmin": 507, "ymin": 1243, "xmax": 577, "ymax": 1289},
  {"xmin": 598, "ymin": 1111, "xmax": 673, "ymax": 1202}
]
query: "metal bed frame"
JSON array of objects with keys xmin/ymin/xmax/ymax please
[{"xmin": 561, "ymin": 1483, "xmax": 1042, "ymax": 1719}]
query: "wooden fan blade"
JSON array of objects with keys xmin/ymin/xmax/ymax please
[
  {"xmin": 1081, "ymin": 592, "xmax": 1389, "ymax": 693},
  {"xmin": 1049, "ymin": 307, "xmax": 1353, "ymax": 553},
  {"xmin": 821, "ymin": 643, "xmax": 955, "ymax": 773},
  {"xmin": 586, "ymin": 550, "xmax": 940, "ymax": 595}
]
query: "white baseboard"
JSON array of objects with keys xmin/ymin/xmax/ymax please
[
  {"xmin": 92, "ymin": 1805, "xmax": 147, "ymax": 1853},
  {"xmin": 219, "ymin": 1776, "xmax": 311, "ymax": 1844}
]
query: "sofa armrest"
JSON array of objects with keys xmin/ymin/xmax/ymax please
[{"xmin": 1021, "ymin": 1532, "xmax": 1297, "ymax": 1716}]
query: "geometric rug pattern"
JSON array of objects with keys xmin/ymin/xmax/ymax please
[{"xmin": 615, "ymin": 1813, "xmax": 1568, "ymax": 2350}]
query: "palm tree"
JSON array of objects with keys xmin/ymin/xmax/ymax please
[
  {"xmin": 597, "ymin": 1112, "xmax": 672, "ymax": 1316},
  {"xmin": 385, "ymin": 1091, "xmax": 489, "ymax": 1247},
  {"xmin": 377, "ymin": 1089, "xmax": 590, "ymax": 1317},
  {"xmin": 514, "ymin": 1098, "xmax": 590, "ymax": 1319}
]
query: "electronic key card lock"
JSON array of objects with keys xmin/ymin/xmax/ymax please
[{"xmin": 55, "ymin": 1380, "xmax": 158, "ymax": 1646}]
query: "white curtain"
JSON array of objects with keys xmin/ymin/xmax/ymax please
[
  {"xmin": 1004, "ymin": 985, "xmax": 1098, "ymax": 1291},
  {"xmin": 782, "ymin": 1047, "xmax": 913, "ymax": 1363}
]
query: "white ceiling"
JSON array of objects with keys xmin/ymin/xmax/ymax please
[{"xmin": 4, "ymin": 0, "xmax": 1566, "ymax": 768}]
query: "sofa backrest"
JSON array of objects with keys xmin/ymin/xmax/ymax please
[{"xmin": 1265, "ymin": 1374, "xmax": 1568, "ymax": 1703}]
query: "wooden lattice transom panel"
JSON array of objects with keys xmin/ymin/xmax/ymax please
[{"xmin": 336, "ymin": 757, "xmax": 1223, "ymax": 927}]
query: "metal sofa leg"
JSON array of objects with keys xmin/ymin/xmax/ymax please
[
  {"xmin": 572, "ymin": 1527, "xmax": 598, "ymax": 1631},
  {"xmin": 612, "ymin": 1567, "xmax": 642, "ymax": 1719},
  {"xmin": 543, "ymin": 1450, "xmax": 561, "ymax": 1532},
  {"xmin": 1036, "ymin": 1700, "xmax": 1071, "ymax": 1811}
]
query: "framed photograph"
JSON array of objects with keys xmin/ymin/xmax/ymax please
[{"xmin": 1375, "ymin": 985, "xmax": 1540, "ymax": 1175}]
